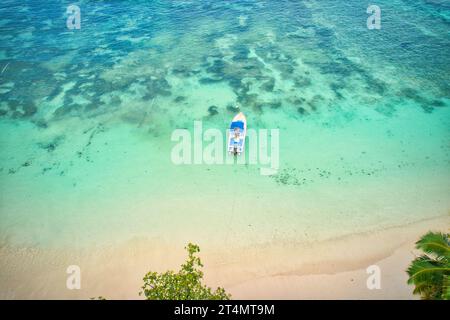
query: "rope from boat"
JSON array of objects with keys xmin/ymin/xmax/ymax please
[{"xmin": 223, "ymin": 163, "xmax": 239, "ymax": 249}]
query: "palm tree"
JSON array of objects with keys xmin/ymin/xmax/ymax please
[{"xmin": 407, "ymin": 232, "xmax": 450, "ymax": 300}]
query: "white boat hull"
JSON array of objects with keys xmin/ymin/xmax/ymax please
[{"xmin": 227, "ymin": 112, "xmax": 247, "ymax": 155}]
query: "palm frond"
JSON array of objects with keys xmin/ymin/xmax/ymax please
[
  {"xmin": 407, "ymin": 255, "xmax": 447, "ymax": 284},
  {"xmin": 407, "ymin": 232, "xmax": 450, "ymax": 300},
  {"xmin": 415, "ymin": 232, "xmax": 450, "ymax": 259}
]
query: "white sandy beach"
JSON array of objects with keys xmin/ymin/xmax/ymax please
[{"xmin": 0, "ymin": 215, "xmax": 447, "ymax": 299}]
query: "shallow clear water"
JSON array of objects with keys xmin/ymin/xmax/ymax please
[{"xmin": 0, "ymin": 0, "xmax": 449, "ymax": 248}]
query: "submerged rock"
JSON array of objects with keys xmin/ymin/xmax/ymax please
[
  {"xmin": 330, "ymin": 82, "xmax": 345, "ymax": 99},
  {"xmin": 307, "ymin": 95, "xmax": 325, "ymax": 111},
  {"xmin": 22, "ymin": 160, "xmax": 32, "ymax": 167},
  {"xmin": 367, "ymin": 79, "xmax": 387, "ymax": 95},
  {"xmin": 84, "ymin": 98, "xmax": 105, "ymax": 112},
  {"xmin": 290, "ymin": 97, "xmax": 306, "ymax": 106},
  {"xmin": 400, "ymin": 88, "xmax": 428, "ymax": 104},
  {"xmin": 275, "ymin": 62, "xmax": 295, "ymax": 77},
  {"xmin": 46, "ymin": 86, "xmax": 63, "ymax": 101},
  {"xmin": 237, "ymin": 93, "xmax": 258, "ymax": 110},
  {"xmin": 240, "ymin": 58, "xmax": 264, "ymax": 78},
  {"xmin": 174, "ymin": 96, "xmax": 186, "ymax": 103},
  {"xmin": 231, "ymin": 44, "xmax": 250, "ymax": 62},
  {"xmin": 259, "ymin": 101, "xmax": 281, "ymax": 110},
  {"xmin": 172, "ymin": 65, "xmax": 192, "ymax": 77},
  {"xmin": 294, "ymin": 76, "xmax": 312, "ymax": 88},
  {"xmin": 53, "ymin": 104, "xmax": 81, "ymax": 118},
  {"xmin": 272, "ymin": 168, "xmax": 302, "ymax": 186},
  {"xmin": 206, "ymin": 59, "xmax": 227, "ymax": 76},
  {"xmin": 23, "ymin": 102, "xmax": 37, "ymax": 117},
  {"xmin": 110, "ymin": 95, "xmax": 122, "ymax": 106},
  {"xmin": 121, "ymin": 109, "xmax": 148, "ymax": 125},
  {"xmin": 226, "ymin": 103, "xmax": 240, "ymax": 113},
  {"xmin": 37, "ymin": 135, "xmax": 65, "ymax": 152},
  {"xmin": 92, "ymin": 78, "xmax": 117, "ymax": 93},
  {"xmin": 260, "ymin": 78, "xmax": 275, "ymax": 92},
  {"xmin": 9, "ymin": 100, "xmax": 37, "ymax": 118},
  {"xmin": 431, "ymin": 99, "xmax": 445, "ymax": 107},
  {"xmin": 199, "ymin": 77, "xmax": 223, "ymax": 85},
  {"xmin": 297, "ymin": 107, "xmax": 308, "ymax": 115},
  {"xmin": 145, "ymin": 78, "xmax": 172, "ymax": 98},
  {"xmin": 399, "ymin": 87, "xmax": 435, "ymax": 112},
  {"xmin": 208, "ymin": 105, "xmax": 219, "ymax": 116},
  {"xmin": 315, "ymin": 61, "xmax": 353, "ymax": 78},
  {"xmin": 34, "ymin": 119, "xmax": 48, "ymax": 128},
  {"xmin": 227, "ymin": 76, "xmax": 245, "ymax": 91}
]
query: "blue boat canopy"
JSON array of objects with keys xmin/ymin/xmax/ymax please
[{"xmin": 230, "ymin": 121, "xmax": 245, "ymax": 130}]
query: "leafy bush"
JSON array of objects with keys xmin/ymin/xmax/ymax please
[
  {"xmin": 407, "ymin": 232, "xmax": 449, "ymax": 300},
  {"xmin": 140, "ymin": 243, "xmax": 231, "ymax": 300}
]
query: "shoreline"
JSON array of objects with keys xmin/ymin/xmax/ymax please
[
  {"xmin": 0, "ymin": 214, "xmax": 447, "ymax": 299},
  {"xmin": 228, "ymin": 241, "xmax": 420, "ymax": 300}
]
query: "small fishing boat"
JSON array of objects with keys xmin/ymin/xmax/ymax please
[{"xmin": 227, "ymin": 112, "xmax": 247, "ymax": 155}]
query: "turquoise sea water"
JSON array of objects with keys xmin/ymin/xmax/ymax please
[{"xmin": 0, "ymin": 0, "xmax": 449, "ymax": 249}]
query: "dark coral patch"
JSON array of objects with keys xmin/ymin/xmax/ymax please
[
  {"xmin": 226, "ymin": 104, "xmax": 240, "ymax": 113},
  {"xmin": 260, "ymin": 78, "xmax": 275, "ymax": 92},
  {"xmin": 208, "ymin": 105, "xmax": 219, "ymax": 116},
  {"xmin": 199, "ymin": 77, "xmax": 223, "ymax": 85},
  {"xmin": 174, "ymin": 96, "xmax": 186, "ymax": 103},
  {"xmin": 297, "ymin": 107, "xmax": 308, "ymax": 115},
  {"xmin": 9, "ymin": 100, "xmax": 37, "ymax": 118}
]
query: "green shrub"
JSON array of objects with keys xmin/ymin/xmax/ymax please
[{"xmin": 140, "ymin": 243, "xmax": 231, "ymax": 300}]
